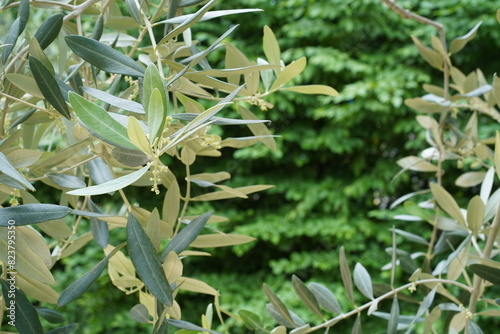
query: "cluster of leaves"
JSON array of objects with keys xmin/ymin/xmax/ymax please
[
  {"xmin": 235, "ymin": 3, "xmax": 500, "ymax": 334},
  {"xmin": 0, "ymin": 0, "xmax": 336, "ymax": 333}
]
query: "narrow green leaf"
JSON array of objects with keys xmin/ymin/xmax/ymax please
[
  {"xmin": 127, "ymin": 213, "xmax": 173, "ymax": 306},
  {"xmin": 263, "ymin": 284, "xmax": 295, "ymax": 328},
  {"xmin": 469, "ymin": 264, "xmax": 500, "ymax": 286},
  {"xmin": 30, "ymin": 57, "xmax": 71, "ymax": 119},
  {"xmin": 36, "ymin": 307, "xmax": 66, "ymax": 324},
  {"xmin": 0, "ymin": 204, "xmax": 72, "ymax": 226},
  {"xmin": 158, "ymin": 9, "xmax": 262, "ymax": 25},
  {"xmin": 82, "ymin": 86, "xmax": 145, "ymax": 114},
  {"xmin": 160, "ymin": 211, "xmax": 212, "ymax": 261},
  {"xmin": 171, "ymin": 113, "xmax": 269, "ymax": 125},
  {"xmin": 34, "ymin": 13, "xmax": 64, "ymax": 50},
  {"xmin": 58, "ymin": 243, "xmax": 124, "ymax": 306},
  {"xmin": 147, "ymin": 88, "xmax": 166, "ymax": 143},
  {"xmin": 88, "ymin": 157, "xmax": 113, "ymax": 185},
  {"xmin": 127, "ymin": 116, "xmax": 151, "ymax": 153},
  {"xmin": 495, "ymin": 132, "xmax": 500, "ymax": 181},
  {"xmin": 282, "ymin": 85, "xmax": 338, "ymax": 96},
  {"xmin": 91, "ymin": 15, "xmax": 104, "ymax": 41},
  {"xmin": 308, "ymin": 282, "xmax": 343, "ymax": 314},
  {"xmin": 88, "ymin": 200, "xmax": 109, "ymax": 249},
  {"xmin": 143, "ymin": 65, "xmax": 167, "ymax": 118},
  {"xmin": 5, "ymin": 73, "xmax": 43, "ymax": 98},
  {"xmin": 339, "ymin": 247, "xmax": 355, "ymax": 304},
  {"xmin": 158, "ymin": 0, "xmax": 216, "ymax": 46},
  {"xmin": 354, "ymin": 262, "xmax": 374, "ymax": 300},
  {"xmin": 67, "ymin": 164, "xmax": 149, "ymax": 196},
  {"xmin": 69, "ymin": 91, "xmax": 137, "ymax": 149},
  {"xmin": 1, "ymin": 18, "xmax": 21, "ymax": 64},
  {"xmin": 404, "ymin": 287, "xmax": 437, "ymax": 334},
  {"xmin": 17, "ymin": 0, "xmax": 30, "ymax": 30},
  {"xmin": 351, "ymin": 314, "xmax": 362, "ymax": 334},
  {"xmin": 291, "ymin": 276, "xmax": 323, "ymax": 319},
  {"xmin": 450, "ymin": 22, "xmax": 482, "ymax": 54},
  {"xmin": 45, "ymin": 324, "xmax": 78, "ymax": 334},
  {"xmin": 47, "ymin": 173, "xmax": 87, "ymax": 189},
  {"xmin": 387, "ymin": 296, "xmax": 399, "ymax": 334},
  {"xmin": 1, "ymin": 280, "xmax": 43, "ymax": 334},
  {"xmin": 65, "ymin": 35, "xmax": 145, "ymax": 77},
  {"xmin": 430, "ymin": 183, "xmax": 467, "ymax": 227},
  {"xmin": 263, "ymin": 26, "xmax": 281, "ymax": 76},
  {"xmin": 238, "ymin": 105, "xmax": 276, "ymax": 150},
  {"xmin": 168, "ymin": 319, "xmax": 221, "ymax": 334},
  {"xmin": 125, "ymin": 0, "xmax": 142, "ymax": 24},
  {"xmin": 0, "ymin": 152, "xmax": 35, "ymax": 191}
]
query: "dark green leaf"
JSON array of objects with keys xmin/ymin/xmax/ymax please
[
  {"xmin": 291, "ymin": 275, "xmax": 323, "ymax": 319},
  {"xmin": 1, "ymin": 18, "xmax": 21, "ymax": 64},
  {"xmin": 36, "ymin": 307, "xmax": 66, "ymax": 323},
  {"xmin": 308, "ymin": 282, "xmax": 342, "ymax": 314},
  {"xmin": 92, "ymin": 15, "xmax": 104, "ymax": 40},
  {"xmin": 30, "ymin": 57, "xmax": 71, "ymax": 119},
  {"xmin": 160, "ymin": 211, "xmax": 212, "ymax": 261},
  {"xmin": 83, "ymin": 86, "xmax": 145, "ymax": 114},
  {"xmin": 112, "ymin": 146, "xmax": 150, "ymax": 167},
  {"xmin": 0, "ymin": 151, "xmax": 35, "ymax": 191},
  {"xmin": 58, "ymin": 244, "xmax": 124, "ymax": 306},
  {"xmin": 65, "ymin": 35, "xmax": 145, "ymax": 77},
  {"xmin": 88, "ymin": 200, "xmax": 109, "ymax": 249},
  {"xmin": 18, "ymin": 0, "xmax": 30, "ymax": 30},
  {"xmin": 34, "ymin": 13, "xmax": 63, "ymax": 50},
  {"xmin": 0, "ymin": 204, "xmax": 72, "ymax": 226},
  {"xmin": 130, "ymin": 304, "xmax": 150, "ymax": 323},
  {"xmin": 7, "ymin": 108, "xmax": 36, "ymax": 132},
  {"xmin": 69, "ymin": 91, "xmax": 137, "ymax": 149},
  {"xmin": 340, "ymin": 246, "xmax": 355, "ymax": 304},
  {"xmin": 127, "ymin": 213, "xmax": 173, "ymax": 306},
  {"xmin": 154, "ymin": 319, "xmax": 169, "ymax": 334},
  {"xmin": 47, "ymin": 173, "xmax": 87, "ymax": 189},
  {"xmin": 168, "ymin": 319, "xmax": 221, "ymax": 334},
  {"xmin": 469, "ymin": 264, "xmax": 500, "ymax": 286},
  {"xmin": 45, "ymin": 324, "xmax": 78, "ymax": 334},
  {"xmin": 1, "ymin": 279, "xmax": 43, "ymax": 334}
]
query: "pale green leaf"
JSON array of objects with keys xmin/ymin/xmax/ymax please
[
  {"xmin": 147, "ymin": 88, "xmax": 166, "ymax": 143},
  {"xmin": 5, "ymin": 73, "xmax": 43, "ymax": 98},
  {"xmin": 263, "ymin": 285, "xmax": 295, "ymax": 328},
  {"xmin": 168, "ymin": 319, "xmax": 220, "ymax": 334},
  {"xmin": 130, "ymin": 304, "xmax": 150, "ymax": 323},
  {"xmin": 263, "ymin": 26, "xmax": 281, "ymax": 76},
  {"xmin": 430, "ymin": 183, "xmax": 467, "ymax": 227},
  {"xmin": 270, "ymin": 57, "xmax": 306, "ymax": 92},
  {"xmin": 397, "ymin": 156, "xmax": 438, "ymax": 172},
  {"xmin": 455, "ymin": 171, "xmax": 486, "ymax": 188},
  {"xmin": 238, "ymin": 105, "xmax": 276, "ymax": 150},
  {"xmin": 340, "ymin": 246, "xmax": 355, "ymax": 304},
  {"xmin": 411, "ymin": 35, "xmax": 443, "ymax": 70},
  {"xmin": 82, "ymin": 87, "xmax": 144, "ymax": 114},
  {"xmin": 450, "ymin": 22, "xmax": 482, "ymax": 54},
  {"xmin": 495, "ymin": 132, "xmax": 500, "ymax": 181},
  {"xmin": 353, "ymin": 263, "xmax": 374, "ymax": 300},
  {"xmin": 67, "ymin": 164, "xmax": 149, "ymax": 196},
  {"xmin": 47, "ymin": 173, "xmax": 86, "ymax": 189},
  {"xmin": 308, "ymin": 282, "xmax": 343, "ymax": 314},
  {"xmin": 158, "ymin": 8, "xmax": 262, "ymax": 25},
  {"xmin": 127, "ymin": 116, "xmax": 151, "ymax": 153},
  {"xmin": 282, "ymin": 85, "xmax": 338, "ymax": 96},
  {"xmin": 190, "ymin": 233, "xmax": 255, "ymax": 248}
]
